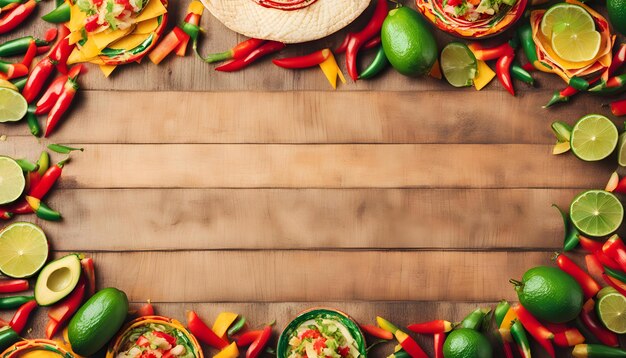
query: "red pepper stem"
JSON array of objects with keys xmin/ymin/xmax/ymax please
[{"xmin": 202, "ymin": 50, "xmax": 233, "ymax": 63}]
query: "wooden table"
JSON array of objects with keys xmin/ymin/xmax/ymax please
[{"xmin": 1, "ymin": 1, "xmax": 619, "ymax": 356}]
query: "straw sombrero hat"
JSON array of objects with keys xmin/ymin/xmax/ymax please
[{"xmin": 201, "ymin": 0, "xmax": 372, "ymax": 43}]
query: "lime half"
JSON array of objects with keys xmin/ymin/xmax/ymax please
[
  {"xmin": 0, "ymin": 80, "xmax": 18, "ymax": 92},
  {"xmin": 441, "ymin": 42, "xmax": 477, "ymax": 88},
  {"xmin": 570, "ymin": 190, "xmax": 624, "ymax": 237},
  {"xmin": 0, "ymin": 156, "xmax": 25, "ymax": 205},
  {"xmin": 596, "ymin": 292, "xmax": 626, "ymax": 333},
  {"xmin": 618, "ymin": 132, "xmax": 626, "ymax": 167},
  {"xmin": 0, "ymin": 222, "xmax": 49, "ymax": 278},
  {"xmin": 541, "ymin": 3, "xmax": 596, "ymax": 38},
  {"xmin": 552, "ymin": 29, "xmax": 601, "ymax": 62},
  {"xmin": 0, "ymin": 87, "xmax": 27, "ymax": 123},
  {"xmin": 570, "ymin": 114, "xmax": 618, "ymax": 161}
]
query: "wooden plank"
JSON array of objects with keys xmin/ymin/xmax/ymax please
[
  {"xmin": 1, "ymin": 91, "xmax": 609, "ymax": 144},
  {"xmin": 2, "ymin": 139, "xmax": 613, "ymax": 188},
  {"xmin": 47, "ymin": 250, "xmax": 549, "ymax": 302},
  {"xmin": 38, "ymin": 188, "xmax": 577, "ymax": 251}
]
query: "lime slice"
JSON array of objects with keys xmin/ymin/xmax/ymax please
[
  {"xmin": 570, "ymin": 114, "xmax": 618, "ymax": 161},
  {"xmin": 618, "ymin": 132, "xmax": 626, "ymax": 166},
  {"xmin": 596, "ymin": 292, "xmax": 626, "ymax": 333},
  {"xmin": 0, "ymin": 156, "xmax": 25, "ymax": 205},
  {"xmin": 0, "ymin": 80, "xmax": 18, "ymax": 92},
  {"xmin": 0, "ymin": 222, "xmax": 49, "ymax": 278},
  {"xmin": 541, "ymin": 3, "xmax": 596, "ymax": 38},
  {"xmin": 552, "ymin": 29, "xmax": 601, "ymax": 62},
  {"xmin": 570, "ymin": 190, "xmax": 624, "ymax": 237},
  {"xmin": 599, "ymin": 287, "xmax": 619, "ymax": 299},
  {"xmin": 0, "ymin": 87, "xmax": 27, "ymax": 123},
  {"xmin": 441, "ymin": 42, "xmax": 477, "ymax": 88}
]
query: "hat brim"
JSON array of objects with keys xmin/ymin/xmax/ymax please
[{"xmin": 200, "ymin": 0, "xmax": 371, "ymax": 43}]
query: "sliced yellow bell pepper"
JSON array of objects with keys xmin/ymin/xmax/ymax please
[
  {"xmin": 188, "ymin": 0, "xmax": 204, "ymax": 15},
  {"xmin": 553, "ymin": 141, "xmax": 571, "ymax": 155},
  {"xmin": 213, "ymin": 342, "xmax": 239, "ymax": 358},
  {"xmin": 319, "ymin": 52, "xmax": 346, "ymax": 90},
  {"xmin": 212, "ymin": 312, "xmax": 238, "ymax": 339},
  {"xmin": 473, "ymin": 60, "xmax": 496, "ymax": 91}
]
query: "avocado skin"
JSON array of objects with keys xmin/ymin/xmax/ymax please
[{"xmin": 68, "ymin": 287, "xmax": 129, "ymax": 356}]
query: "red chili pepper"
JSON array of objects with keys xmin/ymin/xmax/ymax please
[
  {"xmin": 360, "ymin": 324, "xmax": 393, "ymax": 340},
  {"xmin": 37, "ymin": 45, "xmax": 50, "ymax": 55},
  {"xmin": 602, "ymin": 235, "xmax": 626, "ymax": 272},
  {"xmin": 552, "ymin": 328, "xmax": 585, "ymax": 347},
  {"xmin": 0, "ymin": 0, "xmax": 36, "ymax": 34},
  {"xmin": 9, "ymin": 300, "xmax": 37, "ymax": 334},
  {"xmin": 585, "ymin": 254, "xmax": 604, "ymax": 284},
  {"xmin": 236, "ymin": 330, "xmax": 262, "ymax": 347},
  {"xmin": 136, "ymin": 302, "xmax": 154, "ymax": 317},
  {"xmin": 0, "ymin": 280, "xmax": 28, "ymax": 293},
  {"xmin": 511, "ymin": 304, "xmax": 555, "ymax": 357},
  {"xmin": 21, "ymin": 40, "xmax": 37, "ymax": 67},
  {"xmin": 554, "ymin": 252, "xmax": 601, "ymax": 299},
  {"xmin": 579, "ymin": 236, "xmax": 603, "ymax": 253},
  {"xmin": 596, "ymin": 250, "xmax": 621, "ymax": 271},
  {"xmin": 273, "ymin": 49, "xmax": 331, "ymax": 69},
  {"xmin": 184, "ymin": 12, "xmax": 201, "ymax": 26},
  {"xmin": 49, "ymin": 26, "xmax": 74, "ymax": 75},
  {"xmin": 80, "ymin": 257, "xmax": 96, "ymax": 297},
  {"xmin": 468, "ymin": 42, "xmax": 515, "ymax": 61},
  {"xmin": 45, "ymin": 66, "xmax": 80, "ymax": 137},
  {"xmin": 581, "ymin": 298, "xmax": 619, "ymax": 347},
  {"xmin": 246, "ymin": 324, "xmax": 272, "ymax": 358},
  {"xmin": 336, "ymin": 35, "xmax": 381, "ymax": 54},
  {"xmin": 215, "ymin": 41, "xmax": 285, "ymax": 72},
  {"xmin": 46, "ymin": 279, "xmax": 85, "ymax": 339},
  {"xmin": 610, "ymin": 98, "xmax": 626, "ymax": 117},
  {"xmin": 35, "ymin": 75, "xmax": 68, "ymax": 115},
  {"xmin": 502, "ymin": 340, "xmax": 514, "ymax": 358},
  {"xmin": 545, "ymin": 85, "xmax": 580, "ymax": 108},
  {"xmin": 23, "ymin": 57, "xmax": 56, "ymax": 103},
  {"xmin": 433, "ymin": 332, "xmax": 445, "ymax": 358},
  {"xmin": 608, "ymin": 43, "xmax": 626, "ymax": 76},
  {"xmin": 603, "ymin": 273, "xmax": 626, "ymax": 296},
  {"xmin": 0, "ymin": 209, "xmax": 12, "ymax": 220},
  {"xmin": 3, "ymin": 199, "xmax": 32, "ymax": 215},
  {"xmin": 29, "ymin": 158, "xmax": 69, "ymax": 199},
  {"xmin": 407, "ymin": 320, "xmax": 452, "ymax": 334},
  {"xmin": 395, "ymin": 330, "xmax": 428, "ymax": 358},
  {"xmin": 521, "ymin": 62, "xmax": 535, "ymax": 72},
  {"xmin": 345, "ymin": 0, "xmax": 388, "ymax": 81},
  {"xmin": 496, "ymin": 54, "xmax": 515, "ymax": 96},
  {"xmin": 186, "ymin": 311, "xmax": 229, "ymax": 349},
  {"xmin": 0, "ymin": 62, "xmax": 28, "ymax": 80},
  {"xmin": 29, "ymin": 170, "xmax": 41, "ymax": 191},
  {"xmin": 44, "ymin": 27, "xmax": 58, "ymax": 42}
]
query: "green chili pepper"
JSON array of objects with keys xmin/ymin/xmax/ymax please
[
  {"xmin": 458, "ymin": 307, "xmax": 490, "ymax": 330},
  {"xmin": 552, "ymin": 204, "xmax": 580, "ymax": 251},
  {"xmin": 47, "ymin": 144, "xmax": 84, "ymax": 154},
  {"xmin": 604, "ymin": 266, "xmax": 626, "ymax": 283},
  {"xmin": 0, "ymin": 36, "xmax": 47, "ymax": 57},
  {"xmin": 494, "ymin": 300, "xmax": 510, "ymax": 327},
  {"xmin": 358, "ymin": 45, "xmax": 389, "ymax": 80},
  {"xmin": 0, "ymin": 0, "xmax": 21, "ymax": 8},
  {"xmin": 517, "ymin": 21, "xmax": 539, "ymax": 68},
  {"xmin": 0, "ymin": 296, "xmax": 34, "ymax": 310},
  {"xmin": 11, "ymin": 77, "xmax": 27, "ymax": 91},
  {"xmin": 510, "ymin": 320, "xmax": 531, "ymax": 358},
  {"xmin": 181, "ymin": 22, "xmax": 200, "ymax": 41},
  {"xmin": 26, "ymin": 196, "xmax": 62, "ymax": 221},
  {"xmin": 573, "ymin": 344, "xmax": 626, "ymax": 357},
  {"xmin": 0, "ymin": 327, "xmax": 20, "ymax": 352},
  {"xmin": 227, "ymin": 316, "xmax": 246, "ymax": 337},
  {"xmin": 42, "ymin": 2, "xmax": 70, "ymax": 23},
  {"xmin": 25, "ymin": 108, "xmax": 41, "ymax": 138},
  {"xmin": 15, "ymin": 159, "xmax": 37, "ymax": 172},
  {"xmin": 55, "ymin": 0, "xmax": 64, "ymax": 6},
  {"xmin": 511, "ymin": 63, "xmax": 534, "ymax": 86},
  {"xmin": 569, "ymin": 76, "xmax": 590, "ymax": 91},
  {"xmin": 37, "ymin": 151, "xmax": 49, "ymax": 177},
  {"xmin": 589, "ymin": 74, "xmax": 626, "ymax": 96},
  {"xmin": 388, "ymin": 350, "xmax": 410, "ymax": 358}
]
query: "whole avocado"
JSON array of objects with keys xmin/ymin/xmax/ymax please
[
  {"xmin": 68, "ymin": 287, "xmax": 129, "ymax": 356},
  {"xmin": 607, "ymin": 0, "xmax": 626, "ymax": 35},
  {"xmin": 512, "ymin": 266, "xmax": 583, "ymax": 323},
  {"xmin": 381, "ymin": 6, "xmax": 438, "ymax": 77}
]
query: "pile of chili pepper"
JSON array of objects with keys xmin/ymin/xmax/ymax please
[
  {"xmin": 0, "ymin": 279, "xmax": 35, "ymax": 351},
  {"xmin": 0, "ymin": 0, "xmax": 37, "ymax": 35}
]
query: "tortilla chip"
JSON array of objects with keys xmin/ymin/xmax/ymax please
[
  {"xmin": 133, "ymin": 18, "xmax": 159, "ymax": 34},
  {"xmin": 134, "ymin": 0, "xmax": 167, "ymax": 23}
]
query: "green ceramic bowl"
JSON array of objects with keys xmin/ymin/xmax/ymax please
[{"xmin": 277, "ymin": 308, "xmax": 367, "ymax": 358}]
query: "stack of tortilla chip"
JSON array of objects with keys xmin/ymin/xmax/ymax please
[
  {"xmin": 66, "ymin": 0, "xmax": 168, "ymax": 76},
  {"xmin": 415, "ymin": 0, "xmax": 527, "ymax": 38},
  {"xmin": 531, "ymin": 0, "xmax": 614, "ymax": 83}
]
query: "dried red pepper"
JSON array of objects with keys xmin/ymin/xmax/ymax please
[
  {"xmin": 511, "ymin": 303, "xmax": 554, "ymax": 357},
  {"xmin": 554, "ymin": 252, "xmax": 601, "ymax": 299},
  {"xmin": 407, "ymin": 320, "xmax": 452, "ymax": 334},
  {"xmin": 0, "ymin": 280, "xmax": 28, "ymax": 293},
  {"xmin": 186, "ymin": 311, "xmax": 229, "ymax": 349},
  {"xmin": 0, "ymin": 0, "xmax": 36, "ymax": 34},
  {"xmin": 610, "ymin": 98, "xmax": 626, "ymax": 117},
  {"xmin": 581, "ymin": 298, "xmax": 619, "ymax": 347},
  {"xmin": 345, "ymin": 0, "xmax": 388, "ymax": 81},
  {"xmin": 22, "ymin": 57, "xmax": 56, "ymax": 103},
  {"xmin": 45, "ymin": 66, "xmax": 81, "ymax": 137},
  {"xmin": 496, "ymin": 54, "xmax": 515, "ymax": 96},
  {"xmin": 246, "ymin": 324, "xmax": 272, "ymax": 358},
  {"xmin": 46, "ymin": 279, "xmax": 85, "ymax": 339},
  {"xmin": 433, "ymin": 333, "xmax": 445, "ymax": 358},
  {"xmin": 9, "ymin": 300, "xmax": 37, "ymax": 334},
  {"xmin": 215, "ymin": 41, "xmax": 285, "ymax": 72},
  {"xmin": 273, "ymin": 49, "xmax": 331, "ymax": 69}
]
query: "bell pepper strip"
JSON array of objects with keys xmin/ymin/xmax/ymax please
[
  {"xmin": 0, "ymin": 36, "xmax": 47, "ymax": 57},
  {"xmin": 236, "ymin": 330, "xmax": 262, "ymax": 347},
  {"xmin": 0, "ymin": 327, "xmax": 20, "ymax": 353},
  {"xmin": 47, "ymin": 144, "xmax": 83, "ymax": 154},
  {"xmin": 496, "ymin": 54, "xmax": 515, "ymax": 96},
  {"xmin": 552, "ymin": 204, "xmax": 579, "ymax": 251},
  {"xmin": 198, "ymin": 38, "xmax": 265, "ymax": 64},
  {"xmin": 215, "ymin": 342, "xmax": 239, "ymax": 358},
  {"xmin": 467, "ymin": 42, "xmax": 514, "ymax": 61},
  {"xmin": 458, "ymin": 307, "xmax": 489, "ymax": 330},
  {"xmin": 0, "ymin": 280, "xmax": 28, "ymax": 294},
  {"xmin": 46, "ymin": 279, "xmax": 85, "ymax": 339},
  {"xmin": 273, "ymin": 49, "xmax": 331, "ymax": 69},
  {"xmin": 42, "ymin": 2, "xmax": 70, "ymax": 23},
  {"xmin": 406, "ymin": 320, "xmax": 452, "ymax": 334},
  {"xmin": 26, "ymin": 196, "xmax": 62, "ymax": 221},
  {"xmin": 45, "ymin": 67, "xmax": 80, "ymax": 137},
  {"xmin": 581, "ymin": 298, "xmax": 619, "ymax": 347},
  {"xmin": 80, "ymin": 257, "xmax": 95, "ymax": 297},
  {"xmin": 573, "ymin": 344, "xmax": 626, "ymax": 357},
  {"xmin": 359, "ymin": 45, "xmax": 389, "ymax": 80},
  {"xmin": 431, "ymin": 332, "xmax": 444, "ymax": 358},
  {"xmin": 246, "ymin": 324, "xmax": 272, "ymax": 358},
  {"xmin": 511, "ymin": 63, "xmax": 534, "ymax": 85},
  {"xmin": 0, "ymin": 296, "xmax": 33, "ymax": 310},
  {"xmin": 345, "ymin": 0, "xmax": 388, "ymax": 81},
  {"xmin": 510, "ymin": 320, "xmax": 531, "ymax": 358},
  {"xmin": 216, "ymin": 41, "xmax": 286, "ymax": 72},
  {"xmin": 602, "ymin": 235, "xmax": 626, "ymax": 272},
  {"xmin": 25, "ymin": 109, "xmax": 41, "ymax": 137},
  {"xmin": 213, "ymin": 312, "xmax": 238, "ymax": 339},
  {"xmin": 0, "ymin": 62, "xmax": 28, "ymax": 80},
  {"xmin": 21, "ymin": 40, "xmax": 37, "ymax": 68},
  {"xmin": 610, "ymin": 98, "xmax": 626, "ymax": 117},
  {"xmin": 512, "ymin": 303, "xmax": 555, "ymax": 357},
  {"xmin": 149, "ymin": 27, "xmax": 189, "ymax": 65},
  {"xmin": 319, "ymin": 51, "xmax": 345, "ymax": 89},
  {"xmin": 30, "ymin": 158, "xmax": 69, "ymax": 200},
  {"xmin": 186, "ymin": 311, "xmax": 230, "ymax": 349},
  {"xmin": 16, "ymin": 159, "xmax": 37, "ymax": 172},
  {"xmin": 35, "ymin": 75, "xmax": 67, "ymax": 115},
  {"xmin": 361, "ymin": 324, "xmax": 393, "ymax": 340},
  {"xmin": 580, "ymin": 236, "xmax": 604, "ymax": 253},
  {"xmin": 22, "ymin": 57, "xmax": 56, "ymax": 103},
  {"xmin": 554, "ymin": 252, "xmax": 601, "ymax": 299},
  {"xmin": 0, "ymin": 0, "xmax": 36, "ymax": 34},
  {"xmin": 9, "ymin": 299, "xmax": 37, "ymax": 334}
]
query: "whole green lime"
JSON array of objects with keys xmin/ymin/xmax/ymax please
[
  {"xmin": 443, "ymin": 328, "xmax": 493, "ymax": 358},
  {"xmin": 68, "ymin": 287, "xmax": 129, "ymax": 356},
  {"xmin": 608, "ymin": 0, "xmax": 626, "ymax": 35},
  {"xmin": 512, "ymin": 266, "xmax": 583, "ymax": 323},
  {"xmin": 381, "ymin": 6, "xmax": 438, "ymax": 77}
]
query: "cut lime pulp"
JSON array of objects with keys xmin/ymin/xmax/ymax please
[
  {"xmin": 596, "ymin": 292, "xmax": 626, "ymax": 334},
  {"xmin": 570, "ymin": 190, "xmax": 624, "ymax": 237},
  {"xmin": 440, "ymin": 42, "xmax": 477, "ymax": 88},
  {"xmin": 570, "ymin": 114, "xmax": 618, "ymax": 161},
  {"xmin": 0, "ymin": 87, "xmax": 27, "ymax": 123},
  {"xmin": 0, "ymin": 222, "xmax": 49, "ymax": 278},
  {"xmin": 0, "ymin": 156, "xmax": 25, "ymax": 205}
]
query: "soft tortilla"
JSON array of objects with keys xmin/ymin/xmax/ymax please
[{"xmin": 201, "ymin": 0, "xmax": 371, "ymax": 43}]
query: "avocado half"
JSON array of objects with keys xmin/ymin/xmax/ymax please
[{"xmin": 35, "ymin": 254, "xmax": 81, "ymax": 306}]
